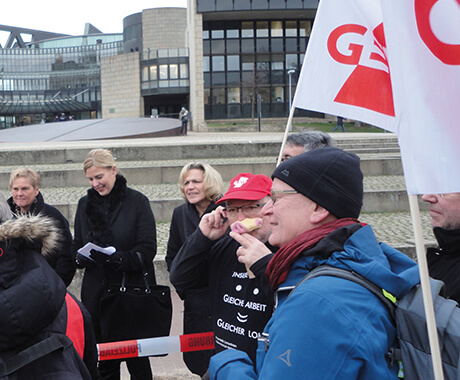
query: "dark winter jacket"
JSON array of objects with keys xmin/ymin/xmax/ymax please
[
  {"xmin": 7, "ymin": 191, "xmax": 75, "ymax": 286},
  {"xmin": 170, "ymin": 228, "xmax": 275, "ymax": 363},
  {"xmin": 166, "ymin": 201, "xmax": 218, "ymax": 376},
  {"xmin": 71, "ymin": 175, "xmax": 157, "ymax": 341},
  {"xmin": 427, "ymin": 226, "xmax": 460, "ymax": 304},
  {"xmin": 0, "ymin": 215, "xmax": 97, "ymax": 379}
]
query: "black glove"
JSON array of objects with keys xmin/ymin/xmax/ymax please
[
  {"xmin": 75, "ymin": 252, "xmax": 95, "ymax": 269},
  {"xmin": 89, "ymin": 249, "xmax": 123, "ymax": 269}
]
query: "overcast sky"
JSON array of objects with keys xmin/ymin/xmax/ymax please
[{"xmin": 0, "ymin": 0, "xmax": 187, "ymax": 43}]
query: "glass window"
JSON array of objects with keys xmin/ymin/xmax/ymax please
[
  {"xmin": 242, "ymin": 86, "xmax": 253, "ymax": 103},
  {"xmin": 300, "ymin": 21, "xmax": 311, "ymax": 37},
  {"xmin": 256, "ymin": 39, "xmax": 269, "ymax": 53},
  {"xmin": 203, "ymin": 56, "xmax": 210, "ymax": 72},
  {"xmin": 203, "ymin": 40, "xmax": 210, "ymax": 55},
  {"xmin": 272, "ymin": 60, "xmax": 284, "ymax": 70},
  {"xmin": 242, "ymin": 22, "xmax": 254, "ymax": 38},
  {"xmin": 271, "ymin": 21, "xmax": 283, "ymax": 37},
  {"xmin": 226, "ymin": 39, "xmax": 240, "ymax": 54},
  {"xmin": 159, "ymin": 64, "xmax": 168, "ymax": 79},
  {"xmin": 170, "ymin": 64, "xmax": 178, "ymax": 79},
  {"xmin": 212, "ymin": 73, "xmax": 226, "ymax": 85},
  {"xmin": 286, "ymin": 54, "xmax": 297, "ymax": 70},
  {"xmin": 212, "ymin": 56, "xmax": 225, "ymax": 72},
  {"xmin": 286, "ymin": 21, "xmax": 297, "ymax": 37},
  {"xmin": 211, "ymin": 40, "xmax": 225, "ymax": 54},
  {"xmin": 203, "ymin": 30, "xmax": 210, "ymax": 39},
  {"xmin": 150, "ymin": 65, "xmax": 157, "ymax": 80},
  {"xmin": 228, "ymin": 87, "xmax": 240, "ymax": 103},
  {"xmin": 211, "ymin": 30, "xmax": 224, "ymax": 39},
  {"xmin": 227, "ymin": 29, "xmax": 239, "ymax": 38},
  {"xmin": 241, "ymin": 39, "xmax": 254, "ymax": 53},
  {"xmin": 227, "ymin": 55, "xmax": 240, "ymax": 71},
  {"xmin": 180, "ymin": 63, "xmax": 188, "ymax": 78},
  {"xmin": 286, "ymin": 38, "xmax": 298, "ymax": 52},
  {"xmin": 204, "ymin": 88, "xmax": 211, "ymax": 104},
  {"xmin": 272, "ymin": 87, "xmax": 284, "ymax": 102},
  {"xmin": 242, "ymin": 55, "xmax": 255, "ymax": 70},
  {"xmin": 272, "ymin": 38, "xmax": 284, "ymax": 52},
  {"xmin": 142, "ymin": 67, "xmax": 148, "ymax": 81},
  {"xmin": 212, "ymin": 88, "xmax": 225, "ymax": 104},
  {"xmin": 256, "ymin": 22, "xmax": 269, "ymax": 37},
  {"xmin": 227, "ymin": 72, "xmax": 240, "ymax": 85}
]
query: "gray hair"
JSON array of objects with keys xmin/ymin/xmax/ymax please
[{"xmin": 286, "ymin": 131, "xmax": 333, "ymax": 152}]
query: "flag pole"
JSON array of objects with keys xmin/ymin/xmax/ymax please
[
  {"xmin": 408, "ymin": 194, "xmax": 444, "ymax": 380},
  {"xmin": 277, "ymin": 104, "xmax": 296, "ymax": 167}
]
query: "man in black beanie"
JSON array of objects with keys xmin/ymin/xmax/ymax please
[{"xmin": 209, "ymin": 147, "xmax": 419, "ymax": 379}]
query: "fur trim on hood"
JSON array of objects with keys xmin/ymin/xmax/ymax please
[{"xmin": 0, "ymin": 214, "xmax": 60, "ymax": 256}]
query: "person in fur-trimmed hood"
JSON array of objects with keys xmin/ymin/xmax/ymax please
[
  {"xmin": 72, "ymin": 148, "xmax": 157, "ymax": 380},
  {"xmin": 0, "ymin": 210, "xmax": 99, "ymax": 379}
]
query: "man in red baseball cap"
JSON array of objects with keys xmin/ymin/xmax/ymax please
[{"xmin": 170, "ymin": 173, "xmax": 275, "ymax": 369}]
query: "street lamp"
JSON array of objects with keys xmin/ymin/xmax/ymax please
[{"xmin": 287, "ymin": 69, "xmax": 295, "ymax": 131}]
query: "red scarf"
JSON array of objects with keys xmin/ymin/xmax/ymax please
[{"xmin": 266, "ymin": 218, "xmax": 360, "ymax": 290}]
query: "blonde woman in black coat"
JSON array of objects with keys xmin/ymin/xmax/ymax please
[{"xmin": 72, "ymin": 149, "xmax": 157, "ymax": 380}]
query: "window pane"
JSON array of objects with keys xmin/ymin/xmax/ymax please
[
  {"xmin": 212, "ymin": 56, "xmax": 225, "ymax": 71},
  {"xmin": 286, "ymin": 54, "xmax": 297, "ymax": 70},
  {"xmin": 241, "ymin": 39, "xmax": 254, "ymax": 53},
  {"xmin": 170, "ymin": 64, "xmax": 178, "ymax": 79},
  {"xmin": 203, "ymin": 30, "xmax": 210, "ymax": 39},
  {"xmin": 242, "ymin": 22, "xmax": 254, "ymax": 38},
  {"xmin": 142, "ymin": 67, "xmax": 148, "ymax": 81},
  {"xmin": 226, "ymin": 39, "xmax": 240, "ymax": 54},
  {"xmin": 286, "ymin": 21, "xmax": 297, "ymax": 37},
  {"xmin": 159, "ymin": 64, "xmax": 168, "ymax": 79},
  {"xmin": 271, "ymin": 21, "xmax": 283, "ymax": 37},
  {"xmin": 299, "ymin": 21, "xmax": 311, "ymax": 37},
  {"xmin": 256, "ymin": 22, "xmax": 269, "ymax": 37},
  {"xmin": 180, "ymin": 63, "xmax": 188, "ymax": 78},
  {"xmin": 227, "ymin": 55, "xmax": 240, "ymax": 71},
  {"xmin": 211, "ymin": 30, "xmax": 224, "ymax": 39},
  {"xmin": 150, "ymin": 66, "xmax": 157, "ymax": 80},
  {"xmin": 228, "ymin": 87, "xmax": 240, "ymax": 103},
  {"xmin": 212, "ymin": 88, "xmax": 225, "ymax": 104},
  {"xmin": 211, "ymin": 40, "xmax": 225, "ymax": 54},
  {"xmin": 272, "ymin": 87, "xmax": 284, "ymax": 102},
  {"xmin": 227, "ymin": 29, "xmax": 239, "ymax": 38},
  {"xmin": 203, "ymin": 56, "xmax": 210, "ymax": 72}
]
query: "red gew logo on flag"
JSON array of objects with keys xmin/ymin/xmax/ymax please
[{"xmin": 327, "ymin": 22, "xmax": 395, "ymax": 116}]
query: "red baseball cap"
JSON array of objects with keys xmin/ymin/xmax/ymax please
[{"xmin": 216, "ymin": 173, "xmax": 272, "ymax": 204}]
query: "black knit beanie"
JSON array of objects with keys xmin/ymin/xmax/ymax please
[{"xmin": 272, "ymin": 147, "xmax": 363, "ymax": 219}]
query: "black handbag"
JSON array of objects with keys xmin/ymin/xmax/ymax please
[{"xmin": 99, "ymin": 252, "xmax": 172, "ymax": 343}]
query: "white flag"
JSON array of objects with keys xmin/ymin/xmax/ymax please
[{"xmin": 293, "ymin": 0, "xmax": 460, "ymax": 195}]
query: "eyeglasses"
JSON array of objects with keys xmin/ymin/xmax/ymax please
[
  {"xmin": 225, "ymin": 203, "xmax": 266, "ymax": 217},
  {"xmin": 270, "ymin": 189, "xmax": 299, "ymax": 204}
]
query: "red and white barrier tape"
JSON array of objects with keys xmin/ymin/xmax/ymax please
[{"xmin": 98, "ymin": 332, "xmax": 215, "ymax": 361}]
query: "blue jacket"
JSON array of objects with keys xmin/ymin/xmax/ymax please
[{"xmin": 210, "ymin": 225, "xmax": 420, "ymax": 379}]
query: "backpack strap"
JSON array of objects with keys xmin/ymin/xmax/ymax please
[
  {"xmin": 290, "ymin": 265, "xmax": 397, "ymax": 321},
  {"xmin": 0, "ymin": 335, "xmax": 73, "ymax": 376},
  {"xmin": 289, "ymin": 265, "xmax": 403, "ymax": 369}
]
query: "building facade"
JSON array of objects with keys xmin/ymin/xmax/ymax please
[{"xmin": 0, "ymin": 2, "xmax": 319, "ymax": 129}]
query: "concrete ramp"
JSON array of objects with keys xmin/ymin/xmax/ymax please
[{"xmin": 0, "ymin": 117, "xmax": 181, "ymax": 142}]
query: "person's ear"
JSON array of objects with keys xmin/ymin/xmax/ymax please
[
  {"xmin": 310, "ymin": 203, "xmax": 331, "ymax": 224},
  {"xmin": 112, "ymin": 165, "xmax": 118, "ymax": 176}
]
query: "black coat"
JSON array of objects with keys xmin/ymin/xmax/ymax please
[
  {"xmin": 0, "ymin": 216, "xmax": 96, "ymax": 379},
  {"xmin": 428, "ymin": 226, "xmax": 460, "ymax": 304},
  {"xmin": 8, "ymin": 191, "xmax": 75, "ymax": 286},
  {"xmin": 71, "ymin": 175, "xmax": 157, "ymax": 341}
]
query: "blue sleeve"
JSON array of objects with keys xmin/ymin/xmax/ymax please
[{"xmin": 210, "ymin": 350, "xmax": 258, "ymax": 380}]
